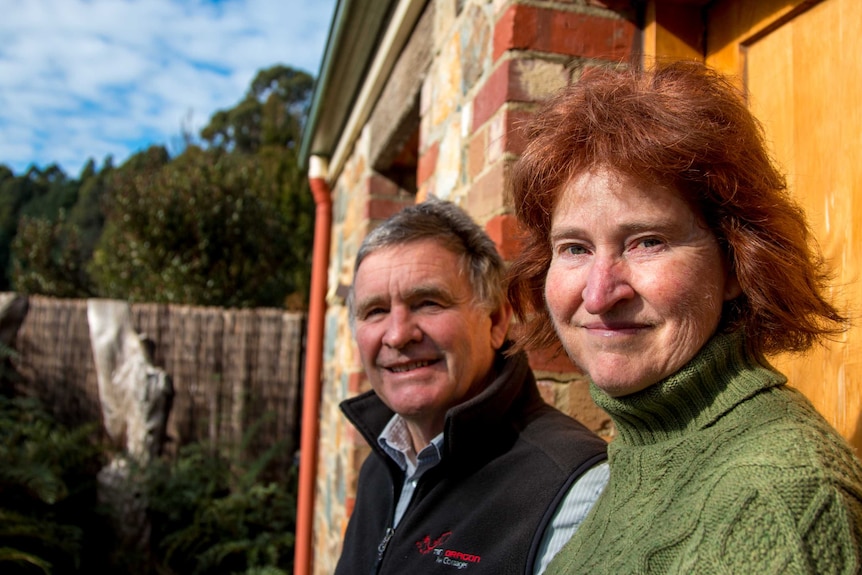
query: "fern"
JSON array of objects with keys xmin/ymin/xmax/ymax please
[
  {"xmin": 0, "ymin": 547, "xmax": 52, "ymax": 574},
  {"xmin": 0, "ymin": 395, "xmax": 103, "ymax": 575},
  {"xmin": 145, "ymin": 413, "xmax": 297, "ymax": 575}
]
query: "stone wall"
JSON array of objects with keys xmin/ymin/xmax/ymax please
[{"xmin": 312, "ymin": 1, "xmax": 639, "ymax": 572}]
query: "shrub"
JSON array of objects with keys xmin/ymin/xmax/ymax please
[
  {"xmin": 0, "ymin": 396, "xmax": 104, "ymax": 574},
  {"xmin": 145, "ymin": 424, "xmax": 297, "ymax": 575}
]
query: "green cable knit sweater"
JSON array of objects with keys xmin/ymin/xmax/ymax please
[{"xmin": 546, "ymin": 331, "xmax": 862, "ymax": 575}]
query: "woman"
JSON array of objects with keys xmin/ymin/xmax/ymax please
[{"xmin": 507, "ymin": 61, "xmax": 862, "ymax": 573}]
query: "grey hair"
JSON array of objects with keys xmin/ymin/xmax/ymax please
[{"xmin": 347, "ymin": 197, "xmax": 507, "ymax": 325}]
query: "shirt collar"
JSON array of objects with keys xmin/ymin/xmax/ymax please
[{"xmin": 379, "ymin": 415, "xmax": 444, "ymax": 476}]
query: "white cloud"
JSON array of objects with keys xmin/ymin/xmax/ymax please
[{"xmin": 0, "ymin": 0, "xmax": 337, "ymax": 176}]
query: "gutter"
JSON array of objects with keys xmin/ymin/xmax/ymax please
[
  {"xmin": 299, "ymin": 0, "xmax": 399, "ymax": 170},
  {"xmin": 327, "ymin": 0, "xmax": 426, "ymax": 179},
  {"xmin": 294, "ymin": 155, "xmax": 332, "ymax": 575},
  {"xmin": 298, "ymin": 0, "xmax": 351, "ymax": 166}
]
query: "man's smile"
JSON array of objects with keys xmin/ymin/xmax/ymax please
[{"xmin": 385, "ymin": 360, "xmax": 437, "ymax": 373}]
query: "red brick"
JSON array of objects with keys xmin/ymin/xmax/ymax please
[
  {"xmin": 417, "ymin": 141, "xmax": 439, "ymax": 186},
  {"xmin": 472, "ymin": 60, "xmax": 511, "ymax": 132},
  {"xmin": 473, "ymin": 60, "xmax": 564, "ymax": 133},
  {"xmin": 563, "ymin": 379, "xmax": 613, "ymax": 437},
  {"xmin": 504, "ymin": 108, "xmax": 533, "ymax": 156},
  {"xmin": 494, "ymin": 4, "xmax": 636, "ymax": 61},
  {"xmin": 484, "ymin": 214, "xmax": 524, "ymax": 261},
  {"xmin": 367, "ymin": 173, "xmax": 400, "ymax": 197},
  {"xmin": 464, "ymin": 159, "xmax": 510, "ymax": 221},
  {"xmin": 364, "ymin": 198, "xmax": 412, "ymax": 221},
  {"xmin": 528, "ymin": 343, "xmax": 580, "ymax": 374},
  {"xmin": 549, "ymin": 11, "xmax": 636, "ymax": 60},
  {"xmin": 493, "ymin": 4, "xmax": 536, "ymax": 61},
  {"xmin": 347, "ymin": 372, "xmax": 366, "ymax": 394},
  {"xmin": 467, "ymin": 124, "xmax": 488, "ymax": 181}
]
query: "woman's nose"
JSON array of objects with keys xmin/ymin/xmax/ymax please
[
  {"xmin": 381, "ymin": 307, "xmax": 422, "ymax": 348},
  {"xmin": 582, "ymin": 256, "xmax": 634, "ymax": 314}
]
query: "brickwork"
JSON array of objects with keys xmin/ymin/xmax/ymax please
[{"xmin": 311, "ymin": 1, "xmax": 639, "ymax": 572}]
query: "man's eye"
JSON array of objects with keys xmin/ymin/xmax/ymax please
[
  {"xmin": 636, "ymin": 237, "xmax": 664, "ymax": 249},
  {"xmin": 361, "ymin": 307, "xmax": 386, "ymax": 319}
]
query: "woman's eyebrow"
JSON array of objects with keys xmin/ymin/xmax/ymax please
[{"xmin": 550, "ymin": 218, "xmax": 682, "ymax": 242}]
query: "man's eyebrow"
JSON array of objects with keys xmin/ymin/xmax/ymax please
[
  {"xmin": 404, "ymin": 284, "xmax": 452, "ymax": 300},
  {"xmin": 353, "ymin": 294, "xmax": 388, "ymax": 316}
]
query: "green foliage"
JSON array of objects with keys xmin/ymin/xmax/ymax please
[
  {"xmin": 0, "ymin": 166, "xmax": 67, "ymax": 289},
  {"xmin": 0, "ymin": 396, "xmax": 104, "ymax": 575},
  {"xmin": 18, "ymin": 165, "xmax": 79, "ymax": 221},
  {"xmin": 11, "ymin": 213, "xmax": 92, "ymax": 297},
  {"xmin": 144, "ymin": 429, "xmax": 297, "ymax": 575},
  {"xmin": 90, "ymin": 144, "xmax": 313, "ymax": 308},
  {"xmin": 3, "ymin": 159, "xmax": 111, "ymax": 295},
  {"xmin": 66, "ymin": 158, "xmax": 113, "ymax": 259},
  {"xmin": 2, "ymin": 64, "xmax": 315, "ymax": 309},
  {"xmin": 201, "ymin": 65, "xmax": 313, "ymax": 154},
  {"xmin": 0, "ymin": 393, "xmax": 298, "ymax": 575}
]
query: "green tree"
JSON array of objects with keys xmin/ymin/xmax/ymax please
[
  {"xmin": 18, "ymin": 165, "xmax": 78, "ymax": 221},
  {"xmin": 7, "ymin": 157, "xmax": 117, "ymax": 298},
  {"xmin": 90, "ymin": 145, "xmax": 312, "ymax": 308},
  {"xmin": 11, "ymin": 213, "xmax": 92, "ymax": 298},
  {"xmin": 66, "ymin": 158, "xmax": 113, "ymax": 260},
  {"xmin": 0, "ymin": 168, "xmax": 47, "ymax": 288},
  {"xmin": 201, "ymin": 65, "xmax": 313, "ymax": 154}
]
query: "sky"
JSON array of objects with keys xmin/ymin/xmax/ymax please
[{"xmin": 0, "ymin": 0, "xmax": 338, "ymax": 177}]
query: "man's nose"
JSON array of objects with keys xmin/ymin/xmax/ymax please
[
  {"xmin": 381, "ymin": 307, "xmax": 422, "ymax": 348},
  {"xmin": 582, "ymin": 256, "xmax": 635, "ymax": 314}
]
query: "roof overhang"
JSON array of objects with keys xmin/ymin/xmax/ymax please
[{"xmin": 299, "ymin": 0, "xmax": 398, "ymax": 169}]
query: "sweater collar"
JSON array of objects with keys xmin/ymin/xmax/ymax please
[{"xmin": 590, "ymin": 331, "xmax": 787, "ymax": 446}]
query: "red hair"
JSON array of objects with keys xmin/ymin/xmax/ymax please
[{"xmin": 508, "ymin": 61, "xmax": 846, "ymax": 357}]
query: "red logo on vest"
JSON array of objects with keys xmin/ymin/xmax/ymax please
[{"xmin": 416, "ymin": 531, "xmax": 451, "ymax": 554}]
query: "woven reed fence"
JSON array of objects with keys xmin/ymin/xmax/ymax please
[{"xmin": 9, "ymin": 295, "xmax": 306, "ymax": 476}]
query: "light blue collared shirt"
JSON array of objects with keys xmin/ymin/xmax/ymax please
[
  {"xmin": 532, "ymin": 460, "xmax": 609, "ymax": 574},
  {"xmin": 378, "ymin": 415, "xmax": 444, "ymax": 527}
]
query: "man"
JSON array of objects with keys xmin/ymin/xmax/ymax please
[{"xmin": 335, "ymin": 198, "xmax": 608, "ymax": 575}]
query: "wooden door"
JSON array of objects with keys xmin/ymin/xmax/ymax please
[{"xmin": 650, "ymin": 0, "xmax": 862, "ymax": 451}]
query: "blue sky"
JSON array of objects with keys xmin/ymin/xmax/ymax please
[{"xmin": 0, "ymin": 0, "xmax": 337, "ymax": 177}]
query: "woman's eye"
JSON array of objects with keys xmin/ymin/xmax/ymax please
[{"xmin": 561, "ymin": 244, "xmax": 588, "ymax": 256}]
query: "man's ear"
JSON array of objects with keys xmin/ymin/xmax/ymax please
[
  {"xmin": 723, "ymin": 270, "xmax": 742, "ymax": 301},
  {"xmin": 489, "ymin": 301, "xmax": 513, "ymax": 350}
]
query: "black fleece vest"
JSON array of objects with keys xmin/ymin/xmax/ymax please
[{"xmin": 335, "ymin": 349, "xmax": 607, "ymax": 575}]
